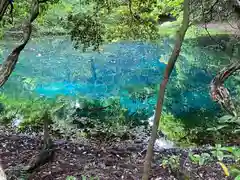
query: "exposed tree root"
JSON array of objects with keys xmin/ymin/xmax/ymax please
[
  {"xmin": 25, "ymin": 148, "xmax": 55, "ymax": 173},
  {"xmin": 25, "ymin": 110, "xmax": 55, "ymax": 174}
]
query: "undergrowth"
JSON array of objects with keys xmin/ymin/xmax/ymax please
[
  {"xmin": 0, "ymin": 93, "xmax": 150, "ymax": 141},
  {"xmin": 0, "ymin": 88, "xmax": 239, "ymax": 146},
  {"xmin": 161, "ymin": 145, "xmax": 240, "ymax": 179}
]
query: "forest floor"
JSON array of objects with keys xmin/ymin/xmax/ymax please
[{"xmin": 0, "ymin": 127, "xmax": 238, "ymax": 180}]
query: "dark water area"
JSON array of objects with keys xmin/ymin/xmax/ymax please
[{"xmin": 0, "ymin": 36, "xmax": 227, "ymax": 117}]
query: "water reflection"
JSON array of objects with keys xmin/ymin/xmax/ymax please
[{"xmin": 0, "ymin": 37, "xmax": 224, "ymax": 116}]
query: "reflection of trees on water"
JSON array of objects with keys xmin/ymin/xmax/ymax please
[{"xmin": 0, "ymin": 37, "xmax": 234, "ymax": 116}]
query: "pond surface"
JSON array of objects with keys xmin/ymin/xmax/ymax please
[{"xmin": 0, "ymin": 36, "xmax": 228, "ymax": 116}]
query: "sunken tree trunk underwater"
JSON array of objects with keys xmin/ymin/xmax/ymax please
[
  {"xmin": 0, "ymin": 0, "xmax": 54, "ymax": 175},
  {"xmin": 142, "ymin": 0, "xmax": 191, "ymax": 179}
]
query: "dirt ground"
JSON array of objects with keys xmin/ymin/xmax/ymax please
[{"xmin": 0, "ymin": 128, "xmax": 238, "ymax": 180}]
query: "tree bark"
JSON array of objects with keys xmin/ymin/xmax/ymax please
[
  {"xmin": 0, "ymin": 0, "xmax": 47, "ymax": 88},
  {"xmin": 26, "ymin": 110, "xmax": 54, "ymax": 173},
  {"xmin": 141, "ymin": 0, "xmax": 190, "ymax": 179},
  {"xmin": 0, "ymin": 0, "xmax": 10, "ymax": 21}
]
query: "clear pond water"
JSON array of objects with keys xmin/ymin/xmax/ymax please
[{"xmin": 0, "ymin": 36, "xmax": 226, "ymax": 116}]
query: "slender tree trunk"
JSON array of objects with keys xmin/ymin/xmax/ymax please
[
  {"xmin": 43, "ymin": 111, "xmax": 52, "ymax": 149},
  {"xmin": 0, "ymin": 0, "xmax": 9, "ymax": 21},
  {"xmin": 141, "ymin": 0, "xmax": 190, "ymax": 179}
]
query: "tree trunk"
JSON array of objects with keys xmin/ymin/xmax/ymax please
[
  {"xmin": 141, "ymin": 0, "xmax": 190, "ymax": 179},
  {"xmin": 0, "ymin": 0, "xmax": 9, "ymax": 21},
  {"xmin": 0, "ymin": 0, "xmax": 47, "ymax": 87},
  {"xmin": 43, "ymin": 110, "xmax": 53, "ymax": 150},
  {"xmin": 26, "ymin": 110, "xmax": 54, "ymax": 173}
]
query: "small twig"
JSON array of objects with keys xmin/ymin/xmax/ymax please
[
  {"xmin": 200, "ymin": 0, "xmax": 224, "ymax": 50},
  {"xmin": 204, "ymin": 0, "xmax": 219, "ymax": 15},
  {"xmin": 226, "ymin": 20, "xmax": 239, "ymax": 30}
]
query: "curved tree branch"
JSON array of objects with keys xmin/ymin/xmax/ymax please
[
  {"xmin": 209, "ymin": 0, "xmax": 240, "ymax": 116},
  {"xmin": 210, "ymin": 61, "xmax": 240, "ymax": 116},
  {"xmin": 200, "ymin": 0, "xmax": 225, "ymax": 49},
  {"xmin": 0, "ymin": 0, "xmax": 48, "ymax": 87},
  {"xmin": 0, "ymin": 0, "xmax": 50, "ymax": 177}
]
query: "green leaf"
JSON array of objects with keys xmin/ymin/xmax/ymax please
[
  {"xmin": 218, "ymin": 115, "xmax": 234, "ymax": 123},
  {"xmin": 220, "ymin": 146, "xmax": 234, "ymax": 153},
  {"xmin": 232, "ymin": 148, "xmax": 240, "ymax": 159},
  {"xmin": 218, "ymin": 161, "xmax": 230, "ymax": 176},
  {"xmin": 189, "ymin": 152, "xmax": 201, "ymax": 163},
  {"xmin": 215, "ymin": 144, "xmax": 222, "ymax": 149},
  {"xmin": 233, "ymin": 129, "xmax": 240, "ymax": 134},
  {"xmin": 206, "ymin": 127, "xmax": 217, "ymax": 131},
  {"xmin": 66, "ymin": 176, "xmax": 76, "ymax": 180},
  {"xmin": 201, "ymin": 153, "xmax": 211, "ymax": 158},
  {"xmin": 230, "ymin": 168, "xmax": 240, "ymax": 177},
  {"xmin": 215, "ymin": 125, "xmax": 229, "ymax": 130},
  {"xmin": 216, "ymin": 151, "xmax": 224, "ymax": 161},
  {"xmin": 235, "ymin": 175, "xmax": 240, "ymax": 180},
  {"xmin": 81, "ymin": 175, "xmax": 87, "ymax": 180},
  {"xmin": 199, "ymin": 157, "xmax": 205, "ymax": 166}
]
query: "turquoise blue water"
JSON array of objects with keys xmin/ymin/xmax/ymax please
[{"xmin": 0, "ymin": 36, "xmax": 222, "ymax": 115}]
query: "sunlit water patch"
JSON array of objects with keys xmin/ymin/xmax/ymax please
[{"xmin": 0, "ymin": 36, "xmax": 221, "ymax": 116}]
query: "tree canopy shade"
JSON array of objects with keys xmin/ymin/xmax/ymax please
[
  {"xmin": 2, "ymin": 0, "xmax": 239, "ymax": 50},
  {"xmin": 0, "ymin": 0, "xmax": 186, "ymax": 51}
]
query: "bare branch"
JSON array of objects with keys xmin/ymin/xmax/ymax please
[
  {"xmin": 200, "ymin": 0, "xmax": 224, "ymax": 49},
  {"xmin": 204, "ymin": 0, "xmax": 219, "ymax": 19}
]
